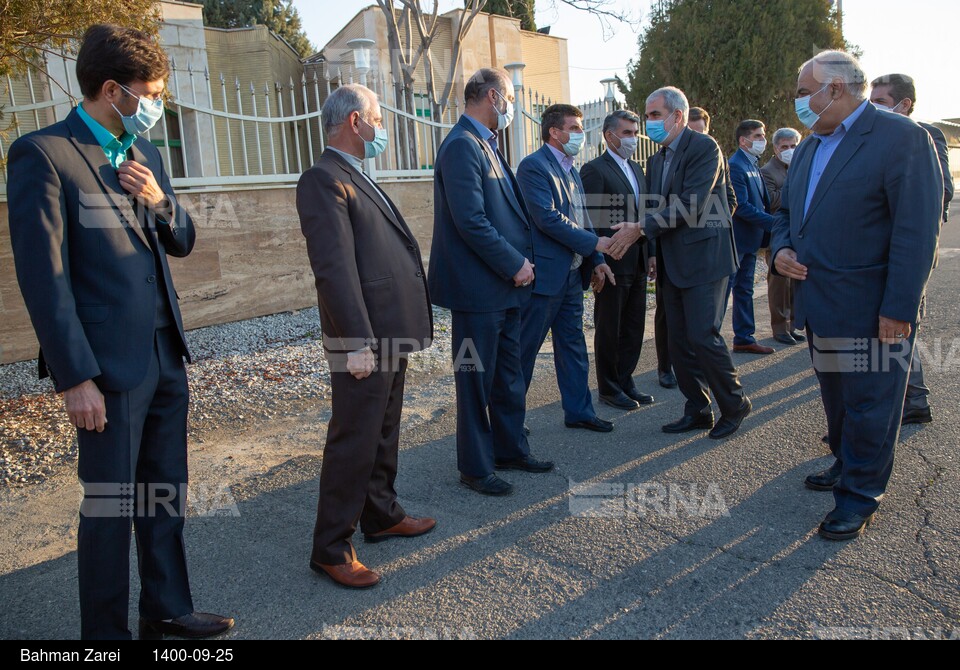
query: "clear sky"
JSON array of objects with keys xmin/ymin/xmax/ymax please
[{"xmin": 291, "ymin": 0, "xmax": 958, "ymax": 122}]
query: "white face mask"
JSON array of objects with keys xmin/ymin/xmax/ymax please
[
  {"xmin": 779, "ymin": 148, "xmax": 795, "ymax": 165},
  {"xmin": 747, "ymin": 139, "xmax": 767, "ymax": 158},
  {"xmin": 611, "ymin": 134, "xmax": 639, "ymax": 159},
  {"xmin": 492, "ymin": 89, "xmax": 515, "ymax": 131},
  {"xmin": 874, "ymin": 100, "xmax": 906, "ymax": 115}
]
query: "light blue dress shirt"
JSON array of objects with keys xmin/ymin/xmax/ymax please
[
  {"xmin": 804, "ymin": 99, "xmax": 869, "ymax": 216},
  {"xmin": 76, "ymin": 103, "xmax": 136, "ymax": 169}
]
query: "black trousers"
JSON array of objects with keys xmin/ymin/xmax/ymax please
[
  {"xmin": 655, "ymin": 268, "xmax": 672, "ymax": 374},
  {"xmin": 660, "ymin": 261, "xmax": 745, "ymax": 418},
  {"xmin": 77, "ymin": 327, "xmax": 193, "ymax": 640},
  {"xmin": 594, "ymin": 273, "xmax": 648, "ymax": 397},
  {"xmin": 312, "ymin": 357, "xmax": 409, "ymax": 565}
]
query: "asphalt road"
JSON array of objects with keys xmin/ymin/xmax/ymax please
[{"xmin": 1, "ymin": 202, "xmax": 958, "ymax": 640}]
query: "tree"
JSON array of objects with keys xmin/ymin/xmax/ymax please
[
  {"xmin": 199, "ymin": 1, "xmax": 314, "ymax": 58},
  {"xmin": 0, "ymin": 0, "xmax": 159, "ymax": 81},
  {"xmin": 484, "ymin": 0, "xmax": 537, "ymax": 31},
  {"xmin": 622, "ymin": 0, "xmax": 848, "ymax": 155}
]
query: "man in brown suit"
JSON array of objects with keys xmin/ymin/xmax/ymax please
[
  {"xmin": 760, "ymin": 127, "xmax": 805, "ymax": 345},
  {"xmin": 297, "ymin": 84, "xmax": 436, "ymax": 589}
]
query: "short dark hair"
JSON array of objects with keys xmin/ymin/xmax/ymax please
[
  {"xmin": 735, "ymin": 119, "xmax": 765, "ymax": 143},
  {"xmin": 871, "ymin": 73, "xmax": 917, "ymax": 115},
  {"xmin": 541, "ymin": 104, "xmax": 583, "ymax": 143},
  {"xmin": 688, "ymin": 106, "xmax": 710, "ymax": 129},
  {"xmin": 464, "ymin": 68, "xmax": 510, "ymax": 105},
  {"xmin": 77, "ymin": 24, "xmax": 170, "ymax": 100}
]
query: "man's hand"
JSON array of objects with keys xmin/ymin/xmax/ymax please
[
  {"xmin": 592, "ymin": 263, "xmax": 616, "ymax": 294},
  {"xmin": 596, "ymin": 235, "xmax": 612, "ymax": 255},
  {"xmin": 879, "ymin": 316, "xmax": 912, "ymax": 346},
  {"xmin": 118, "ymin": 160, "xmax": 166, "ymax": 211},
  {"xmin": 608, "ymin": 222, "xmax": 644, "ymax": 261},
  {"xmin": 63, "ymin": 380, "xmax": 107, "ymax": 432},
  {"xmin": 346, "ymin": 347, "xmax": 377, "ymax": 380},
  {"xmin": 774, "ymin": 248, "xmax": 808, "ymax": 281},
  {"xmin": 647, "ymin": 256, "xmax": 657, "ymax": 282},
  {"xmin": 513, "ymin": 258, "xmax": 535, "ymax": 287}
]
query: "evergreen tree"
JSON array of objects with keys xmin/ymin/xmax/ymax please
[
  {"xmin": 623, "ymin": 0, "xmax": 848, "ymax": 154},
  {"xmin": 484, "ymin": 0, "xmax": 537, "ymax": 31},
  {"xmin": 200, "ymin": 0, "xmax": 314, "ymax": 58}
]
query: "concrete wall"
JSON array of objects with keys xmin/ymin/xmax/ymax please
[{"xmin": 0, "ymin": 179, "xmax": 436, "ymax": 364}]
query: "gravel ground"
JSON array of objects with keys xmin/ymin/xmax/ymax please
[{"xmin": 0, "ymin": 306, "xmax": 456, "ymax": 488}]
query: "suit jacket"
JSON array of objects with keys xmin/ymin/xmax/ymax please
[
  {"xmin": 428, "ymin": 115, "xmax": 534, "ymax": 312},
  {"xmin": 918, "ymin": 122, "xmax": 954, "ymax": 225},
  {"xmin": 760, "ymin": 156, "xmax": 789, "ymax": 213},
  {"xmin": 516, "ymin": 145, "xmax": 604, "ymax": 296},
  {"xmin": 642, "ymin": 128, "xmax": 738, "ymax": 289},
  {"xmin": 297, "ymin": 149, "xmax": 432, "ymax": 355},
  {"xmin": 7, "ymin": 108, "xmax": 194, "ymax": 393},
  {"xmin": 580, "ymin": 150, "xmax": 651, "ymax": 277},
  {"xmin": 729, "ymin": 148, "xmax": 776, "ymax": 255},
  {"xmin": 771, "ymin": 103, "xmax": 942, "ymax": 337}
]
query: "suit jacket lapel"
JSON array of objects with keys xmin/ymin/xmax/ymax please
[
  {"xmin": 602, "ymin": 152, "xmax": 635, "ymax": 197},
  {"xmin": 803, "ymin": 131, "xmax": 866, "ymax": 227},
  {"xmin": 66, "ymin": 110, "xmax": 151, "ymax": 251},
  {"xmin": 325, "ymin": 151, "xmax": 414, "ymax": 243},
  {"xmin": 459, "ymin": 116, "xmax": 528, "ymax": 222}
]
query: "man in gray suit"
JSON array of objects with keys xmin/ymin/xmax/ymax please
[
  {"xmin": 7, "ymin": 25, "xmax": 231, "ymax": 639},
  {"xmin": 608, "ymin": 87, "xmax": 750, "ymax": 440},
  {"xmin": 869, "ymin": 73, "xmax": 954, "ymax": 426},
  {"xmin": 773, "ymin": 51, "xmax": 942, "ymax": 541}
]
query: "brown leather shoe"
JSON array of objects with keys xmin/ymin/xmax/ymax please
[
  {"xmin": 310, "ymin": 560, "xmax": 381, "ymax": 589},
  {"xmin": 364, "ymin": 516, "xmax": 437, "ymax": 544},
  {"xmin": 733, "ymin": 343, "xmax": 775, "ymax": 355}
]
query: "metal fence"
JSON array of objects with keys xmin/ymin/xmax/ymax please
[{"xmin": 1, "ymin": 62, "xmax": 657, "ymax": 198}]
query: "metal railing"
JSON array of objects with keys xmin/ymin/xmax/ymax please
[{"xmin": 2, "ymin": 62, "xmax": 657, "ymax": 198}]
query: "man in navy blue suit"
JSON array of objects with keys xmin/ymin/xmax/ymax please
[
  {"xmin": 728, "ymin": 120, "xmax": 776, "ymax": 356},
  {"xmin": 429, "ymin": 68, "xmax": 553, "ymax": 497},
  {"xmin": 772, "ymin": 51, "xmax": 942, "ymax": 541},
  {"xmin": 869, "ymin": 73, "xmax": 954, "ymax": 427},
  {"xmin": 516, "ymin": 104, "xmax": 617, "ymax": 433}
]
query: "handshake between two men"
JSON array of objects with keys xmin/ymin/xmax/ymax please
[{"xmin": 588, "ymin": 221, "xmax": 646, "ymax": 293}]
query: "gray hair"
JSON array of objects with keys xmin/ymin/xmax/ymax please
[
  {"xmin": 772, "ymin": 127, "xmax": 802, "ymax": 145},
  {"xmin": 802, "ymin": 50, "xmax": 867, "ymax": 100},
  {"xmin": 646, "ymin": 86, "xmax": 689, "ymax": 119},
  {"xmin": 603, "ymin": 109, "xmax": 641, "ymax": 135},
  {"xmin": 323, "ymin": 83, "xmax": 375, "ymax": 136}
]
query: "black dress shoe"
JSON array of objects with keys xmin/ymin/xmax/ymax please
[
  {"xmin": 804, "ymin": 460, "xmax": 843, "ymax": 491},
  {"xmin": 495, "ymin": 456, "xmax": 555, "ymax": 473},
  {"xmin": 662, "ymin": 414, "xmax": 714, "ymax": 434},
  {"xmin": 774, "ymin": 333, "xmax": 799, "ymax": 346},
  {"xmin": 460, "ymin": 473, "xmax": 513, "ymax": 496},
  {"xmin": 139, "ymin": 613, "xmax": 235, "ymax": 640},
  {"xmin": 658, "ymin": 371, "xmax": 678, "ymax": 389},
  {"xmin": 599, "ymin": 392, "xmax": 640, "ymax": 410},
  {"xmin": 565, "ymin": 417, "xmax": 614, "ymax": 433},
  {"xmin": 819, "ymin": 508, "xmax": 874, "ymax": 541},
  {"xmin": 821, "ymin": 434, "xmax": 829, "ymax": 445},
  {"xmin": 523, "ymin": 424, "xmax": 531, "ymax": 436},
  {"xmin": 709, "ymin": 398, "xmax": 753, "ymax": 440},
  {"xmin": 790, "ymin": 331, "xmax": 807, "ymax": 343},
  {"xmin": 625, "ymin": 389, "xmax": 655, "ymax": 405},
  {"xmin": 902, "ymin": 407, "xmax": 933, "ymax": 426}
]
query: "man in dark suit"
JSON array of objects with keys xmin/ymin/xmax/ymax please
[
  {"xmin": 870, "ymin": 73, "xmax": 954, "ymax": 426},
  {"xmin": 581, "ymin": 109, "xmax": 657, "ymax": 409},
  {"xmin": 7, "ymin": 25, "xmax": 231, "ymax": 640},
  {"xmin": 727, "ymin": 120, "xmax": 776, "ymax": 356},
  {"xmin": 298, "ymin": 84, "xmax": 436, "ymax": 589},
  {"xmin": 773, "ymin": 51, "xmax": 942, "ymax": 541},
  {"xmin": 516, "ymin": 104, "xmax": 616, "ymax": 431},
  {"xmin": 429, "ymin": 68, "xmax": 551, "ymax": 497},
  {"xmin": 760, "ymin": 127, "xmax": 805, "ymax": 346},
  {"xmin": 608, "ymin": 87, "xmax": 750, "ymax": 440}
]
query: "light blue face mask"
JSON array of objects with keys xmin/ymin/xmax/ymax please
[
  {"xmin": 360, "ymin": 117, "xmax": 389, "ymax": 159},
  {"xmin": 561, "ymin": 131, "xmax": 585, "ymax": 157},
  {"xmin": 795, "ymin": 84, "xmax": 834, "ymax": 131},
  {"xmin": 646, "ymin": 113, "xmax": 676, "ymax": 144},
  {"xmin": 113, "ymin": 83, "xmax": 164, "ymax": 136}
]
